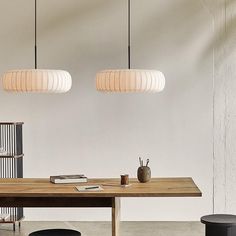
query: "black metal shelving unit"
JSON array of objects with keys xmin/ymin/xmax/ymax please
[{"xmin": 0, "ymin": 122, "xmax": 24, "ymax": 231}]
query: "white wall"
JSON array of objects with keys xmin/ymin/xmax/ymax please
[{"xmin": 0, "ymin": 0, "xmax": 214, "ymax": 221}]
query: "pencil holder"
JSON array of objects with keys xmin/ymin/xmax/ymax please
[{"xmin": 137, "ymin": 166, "xmax": 151, "ymax": 183}]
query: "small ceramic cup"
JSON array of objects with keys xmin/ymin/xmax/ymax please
[{"xmin": 137, "ymin": 166, "xmax": 151, "ymax": 183}]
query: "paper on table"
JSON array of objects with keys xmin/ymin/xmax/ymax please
[{"xmin": 75, "ymin": 185, "xmax": 104, "ymax": 192}]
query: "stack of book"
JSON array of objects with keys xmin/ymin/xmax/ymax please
[{"xmin": 50, "ymin": 174, "xmax": 87, "ymax": 184}]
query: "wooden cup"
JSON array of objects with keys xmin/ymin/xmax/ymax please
[{"xmin": 120, "ymin": 174, "xmax": 129, "ymax": 185}]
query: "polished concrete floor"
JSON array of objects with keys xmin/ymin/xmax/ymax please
[{"xmin": 0, "ymin": 221, "xmax": 204, "ymax": 236}]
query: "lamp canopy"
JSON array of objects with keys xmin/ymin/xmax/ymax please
[
  {"xmin": 2, "ymin": 69, "xmax": 72, "ymax": 93},
  {"xmin": 95, "ymin": 0, "xmax": 165, "ymax": 93},
  {"xmin": 1, "ymin": 0, "xmax": 72, "ymax": 93},
  {"xmin": 96, "ymin": 69, "xmax": 165, "ymax": 93}
]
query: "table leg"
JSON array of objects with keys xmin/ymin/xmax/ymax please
[{"xmin": 112, "ymin": 197, "xmax": 120, "ymax": 236}]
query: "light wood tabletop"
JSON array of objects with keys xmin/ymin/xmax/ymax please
[
  {"xmin": 0, "ymin": 177, "xmax": 201, "ymax": 197},
  {"xmin": 0, "ymin": 177, "xmax": 201, "ymax": 236}
]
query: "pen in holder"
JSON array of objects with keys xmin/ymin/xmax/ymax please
[{"xmin": 137, "ymin": 157, "xmax": 151, "ymax": 183}]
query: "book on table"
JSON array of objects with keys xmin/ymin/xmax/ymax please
[{"xmin": 50, "ymin": 174, "xmax": 87, "ymax": 184}]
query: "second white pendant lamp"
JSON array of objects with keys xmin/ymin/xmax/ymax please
[
  {"xmin": 1, "ymin": 0, "xmax": 72, "ymax": 93},
  {"xmin": 96, "ymin": 0, "xmax": 165, "ymax": 93}
]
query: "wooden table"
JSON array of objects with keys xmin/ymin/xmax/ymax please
[{"xmin": 0, "ymin": 178, "xmax": 201, "ymax": 236}]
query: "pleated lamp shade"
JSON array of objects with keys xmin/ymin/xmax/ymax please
[
  {"xmin": 2, "ymin": 69, "xmax": 72, "ymax": 93},
  {"xmin": 96, "ymin": 69, "xmax": 165, "ymax": 93}
]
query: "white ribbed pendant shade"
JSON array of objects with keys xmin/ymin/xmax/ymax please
[
  {"xmin": 96, "ymin": 69, "xmax": 165, "ymax": 93},
  {"xmin": 2, "ymin": 69, "xmax": 72, "ymax": 93}
]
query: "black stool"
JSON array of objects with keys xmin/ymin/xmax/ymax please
[
  {"xmin": 201, "ymin": 214, "xmax": 236, "ymax": 236},
  {"xmin": 29, "ymin": 229, "xmax": 81, "ymax": 236}
]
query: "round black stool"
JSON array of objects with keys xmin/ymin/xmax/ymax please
[
  {"xmin": 28, "ymin": 229, "xmax": 81, "ymax": 236},
  {"xmin": 201, "ymin": 214, "xmax": 236, "ymax": 236}
]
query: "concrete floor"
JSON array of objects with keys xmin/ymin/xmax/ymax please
[{"xmin": 0, "ymin": 221, "xmax": 204, "ymax": 236}]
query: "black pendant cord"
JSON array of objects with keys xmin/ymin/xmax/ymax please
[
  {"xmin": 34, "ymin": 0, "xmax": 37, "ymax": 69},
  {"xmin": 128, "ymin": 0, "xmax": 131, "ymax": 69}
]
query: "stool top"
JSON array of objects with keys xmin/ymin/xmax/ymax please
[
  {"xmin": 201, "ymin": 214, "xmax": 236, "ymax": 227},
  {"xmin": 29, "ymin": 229, "xmax": 81, "ymax": 236}
]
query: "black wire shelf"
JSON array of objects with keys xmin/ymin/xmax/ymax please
[{"xmin": 0, "ymin": 122, "xmax": 24, "ymax": 231}]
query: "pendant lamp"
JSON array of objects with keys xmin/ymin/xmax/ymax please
[
  {"xmin": 96, "ymin": 0, "xmax": 165, "ymax": 93},
  {"xmin": 1, "ymin": 0, "xmax": 72, "ymax": 93}
]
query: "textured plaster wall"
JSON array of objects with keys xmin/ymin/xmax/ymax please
[
  {"xmin": 208, "ymin": 0, "xmax": 236, "ymax": 214},
  {"xmin": 0, "ymin": 0, "xmax": 214, "ymax": 221}
]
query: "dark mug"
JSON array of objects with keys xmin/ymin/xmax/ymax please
[
  {"xmin": 121, "ymin": 174, "xmax": 129, "ymax": 185},
  {"xmin": 137, "ymin": 166, "xmax": 151, "ymax": 183}
]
